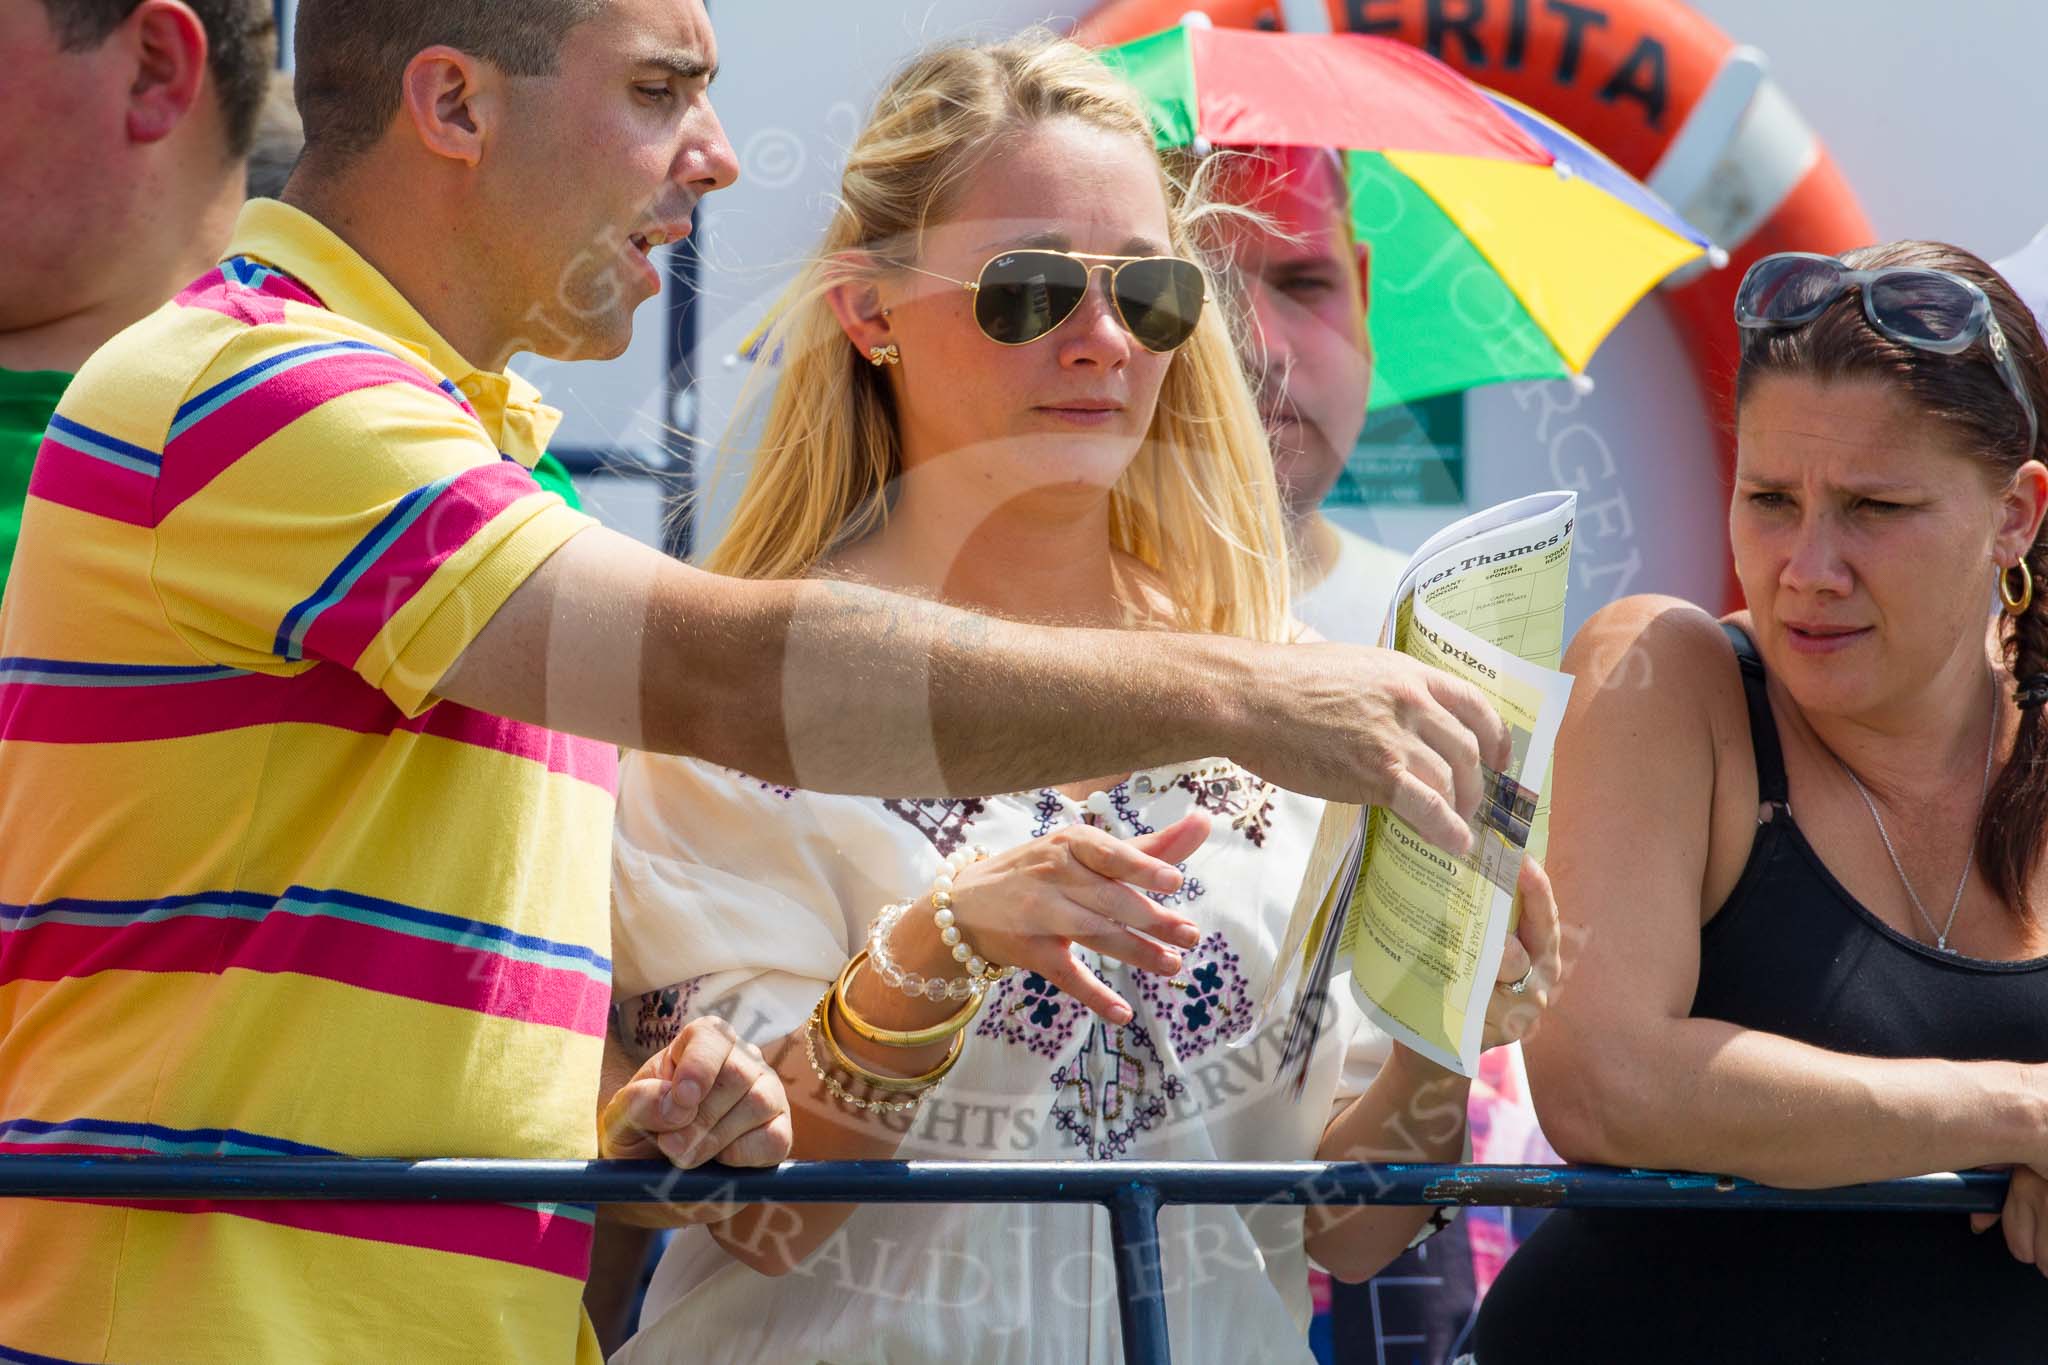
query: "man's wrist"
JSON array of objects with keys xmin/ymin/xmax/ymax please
[{"xmin": 1158, "ymin": 632, "xmax": 1263, "ymax": 770}]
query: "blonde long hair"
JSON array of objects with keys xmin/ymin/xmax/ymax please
[{"xmin": 704, "ymin": 31, "xmax": 1291, "ymax": 643}]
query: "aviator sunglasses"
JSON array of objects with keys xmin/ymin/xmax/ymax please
[
  {"xmin": 1735, "ymin": 251, "xmax": 2040, "ymax": 454},
  {"xmin": 901, "ymin": 248, "xmax": 1209, "ymax": 354}
]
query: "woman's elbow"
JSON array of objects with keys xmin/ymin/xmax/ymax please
[
  {"xmin": 1526, "ymin": 1039, "xmax": 1640, "ymax": 1167},
  {"xmin": 1317, "ymin": 1245, "xmax": 1395, "ymax": 1286},
  {"xmin": 1305, "ymin": 1225, "xmax": 1406, "ymax": 1286}
]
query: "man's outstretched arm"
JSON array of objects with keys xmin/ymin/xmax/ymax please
[{"xmin": 437, "ymin": 527, "xmax": 1505, "ymax": 854}]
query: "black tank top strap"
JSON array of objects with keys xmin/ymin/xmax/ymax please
[{"xmin": 1720, "ymin": 622, "xmax": 1790, "ymax": 809}]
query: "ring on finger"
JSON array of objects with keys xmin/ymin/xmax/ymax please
[{"xmin": 1501, "ymin": 964, "xmax": 1535, "ymax": 996}]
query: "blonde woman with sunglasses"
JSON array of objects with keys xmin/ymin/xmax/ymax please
[{"xmin": 604, "ymin": 32, "xmax": 1557, "ymax": 1365}]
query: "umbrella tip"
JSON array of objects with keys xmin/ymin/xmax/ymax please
[
  {"xmin": 1706, "ymin": 245, "xmax": 1731, "ymax": 270},
  {"xmin": 1191, "ymin": 136, "xmax": 1214, "ymax": 157},
  {"xmin": 1570, "ymin": 373, "xmax": 1597, "ymax": 396},
  {"xmin": 1178, "ymin": 10, "xmax": 1214, "ymax": 27}
]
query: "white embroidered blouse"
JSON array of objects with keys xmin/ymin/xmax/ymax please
[{"xmin": 608, "ymin": 753, "xmax": 1399, "ymax": 1365}]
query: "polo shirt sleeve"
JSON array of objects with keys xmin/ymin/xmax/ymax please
[{"xmin": 150, "ymin": 322, "xmax": 595, "ymax": 715}]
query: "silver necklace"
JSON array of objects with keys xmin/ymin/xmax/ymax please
[{"xmin": 1836, "ymin": 677, "xmax": 1999, "ymax": 955}]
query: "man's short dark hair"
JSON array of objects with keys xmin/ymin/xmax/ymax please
[
  {"xmin": 292, "ymin": 0, "xmax": 607, "ymax": 164},
  {"xmin": 40, "ymin": 0, "xmax": 278, "ymax": 159}
]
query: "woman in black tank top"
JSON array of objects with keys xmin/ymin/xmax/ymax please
[{"xmin": 1472, "ymin": 243, "xmax": 2048, "ymax": 1363}]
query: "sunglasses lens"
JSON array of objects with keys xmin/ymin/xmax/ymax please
[
  {"xmin": 1866, "ymin": 271, "xmax": 1979, "ymax": 346},
  {"xmin": 1738, "ymin": 256, "xmax": 1845, "ymax": 324},
  {"xmin": 1115, "ymin": 257, "xmax": 1207, "ymax": 352},
  {"xmin": 975, "ymin": 252, "xmax": 1088, "ymax": 345}
]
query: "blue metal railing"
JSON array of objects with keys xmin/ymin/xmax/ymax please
[{"xmin": 0, "ymin": 1158, "xmax": 2009, "ymax": 1363}]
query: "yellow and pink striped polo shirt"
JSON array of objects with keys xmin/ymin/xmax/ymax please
[{"xmin": 0, "ymin": 200, "xmax": 616, "ymax": 1363}]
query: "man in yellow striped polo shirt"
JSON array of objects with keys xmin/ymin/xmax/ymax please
[{"xmin": 0, "ymin": 1, "xmax": 1514, "ymax": 1360}]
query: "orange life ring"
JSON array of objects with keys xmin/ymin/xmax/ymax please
[{"xmin": 1076, "ymin": 0, "xmax": 1876, "ymax": 611}]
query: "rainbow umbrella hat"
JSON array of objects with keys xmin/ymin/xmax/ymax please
[{"xmin": 1100, "ymin": 23, "xmax": 1720, "ymax": 410}]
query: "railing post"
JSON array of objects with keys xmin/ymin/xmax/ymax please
[{"xmin": 1107, "ymin": 1182, "xmax": 1171, "ymax": 1365}]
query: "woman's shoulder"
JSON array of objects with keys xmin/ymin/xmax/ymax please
[
  {"xmin": 1558, "ymin": 596, "xmax": 1758, "ymax": 792},
  {"xmin": 1565, "ymin": 595, "xmax": 1746, "ymax": 708}
]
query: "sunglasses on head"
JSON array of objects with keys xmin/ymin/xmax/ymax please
[
  {"xmin": 902, "ymin": 248, "xmax": 1209, "ymax": 354},
  {"xmin": 1735, "ymin": 251, "xmax": 2040, "ymax": 454}
]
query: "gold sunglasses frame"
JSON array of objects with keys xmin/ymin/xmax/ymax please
[{"xmin": 899, "ymin": 249, "xmax": 1210, "ymax": 354}]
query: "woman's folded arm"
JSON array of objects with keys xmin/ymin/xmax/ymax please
[{"xmin": 1528, "ymin": 596, "xmax": 2046, "ymax": 1187}]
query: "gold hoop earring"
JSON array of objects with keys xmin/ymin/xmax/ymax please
[
  {"xmin": 2000, "ymin": 559, "xmax": 2034, "ymax": 616},
  {"xmin": 867, "ymin": 344, "xmax": 899, "ymax": 367}
]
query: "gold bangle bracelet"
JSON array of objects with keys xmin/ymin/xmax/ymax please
[
  {"xmin": 816, "ymin": 994, "xmax": 964, "ymax": 1093},
  {"xmin": 801, "ymin": 1007, "xmax": 924, "ymax": 1114},
  {"xmin": 832, "ymin": 950, "xmax": 982, "ymax": 1049}
]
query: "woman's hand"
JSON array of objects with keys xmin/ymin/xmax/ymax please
[
  {"xmin": 599, "ymin": 1015, "xmax": 793, "ymax": 1169},
  {"xmin": 1974, "ymin": 1166, "xmax": 2048, "ymax": 1276},
  {"xmin": 1482, "ymin": 856, "xmax": 1562, "ymax": 1051},
  {"xmin": 934, "ymin": 811, "xmax": 1213, "ymax": 1022}
]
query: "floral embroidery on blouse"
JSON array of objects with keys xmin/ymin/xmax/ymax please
[
  {"xmin": 1029, "ymin": 790, "xmax": 1065, "ymax": 839},
  {"xmin": 1107, "ymin": 784, "xmax": 1154, "ymax": 836},
  {"xmin": 1135, "ymin": 932, "xmax": 1252, "ymax": 1063},
  {"xmin": 882, "ymin": 797, "xmax": 988, "ymax": 856},
  {"xmin": 1050, "ymin": 1019, "xmax": 1187, "ymax": 1160},
  {"xmin": 623, "ymin": 979, "xmax": 701, "ymax": 1056},
  {"xmin": 1146, "ymin": 869, "xmax": 1206, "ymax": 910},
  {"xmin": 1174, "ymin": 768, "xmax": 1275, "ymax": 848},
  {"xmin": 976, "ymin": 968, "xmax": 1085, "ymax": 1060}
]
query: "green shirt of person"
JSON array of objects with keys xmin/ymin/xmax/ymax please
[{"xmin": 0, "ymin": 365, "xmax": 583, "ymax": 602}]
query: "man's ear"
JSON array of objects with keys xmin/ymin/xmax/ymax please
[
  {"xmin": 822, "ymin": 255, "xmax": 895, "ymax": 358},
  {"xmin": 123, "ymin": 0, "xmax": 209, "ymax": 145},
  {"xmin": 399, "ymin": 45, "xmax": 495, "ymax": 167}
]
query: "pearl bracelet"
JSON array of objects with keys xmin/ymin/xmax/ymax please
[
  {"xmin": 932, "ymin": 845, "xmax": 1009, "ymax": 988},
  {"xmin": 866, "ymin": 845, "xmax": 1010, "ymax": 1001}
]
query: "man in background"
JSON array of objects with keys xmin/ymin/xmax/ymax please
[
  {"xmin": 0, "ymin": 0, "xmax": 272, "ymax": 598},
  {"xmin": 1220, "ymin": 145, "xmax": 1409, "ymax": 643}
]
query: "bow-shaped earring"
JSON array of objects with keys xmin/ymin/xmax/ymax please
[{"xmin": 868, "ymin": 343, "xmax": 900, "ymax": 367}]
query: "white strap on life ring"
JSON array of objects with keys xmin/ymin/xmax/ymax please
[
  {"xmin": 1651, "ymin": 46, "xmax": 1816, "ymax": 284},
  {"xmin": 1277, "ymin": 0, "xmax": 1331, "ymax": 33}
]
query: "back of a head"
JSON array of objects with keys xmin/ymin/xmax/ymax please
[
  {"xmin": 40, "ymin": 0, "xmax": 276, "ymax": 158},
  {"xmin": 290, "ymin": 0, "xmax": 605, "ymax": 167},
  {"xmin": 708, "ymin": 31, "xmax": 1289, "ymax": 642}
]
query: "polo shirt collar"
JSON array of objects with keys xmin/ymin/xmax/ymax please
[{"xmin": 225, "ymin": 199, "xmax": 562, "ymax": 465}]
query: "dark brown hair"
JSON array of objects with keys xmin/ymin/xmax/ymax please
[
  {"xmin": 291, "ymin": 0, "xmax": 606, "ymax": 164},
  {"xmin": 1736, "ymin": 240, "xmax": 2048, "ymax": 925},
  {"xmin": 40, "ymin": 0, "xmax": 276, "ymax": 158}
]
